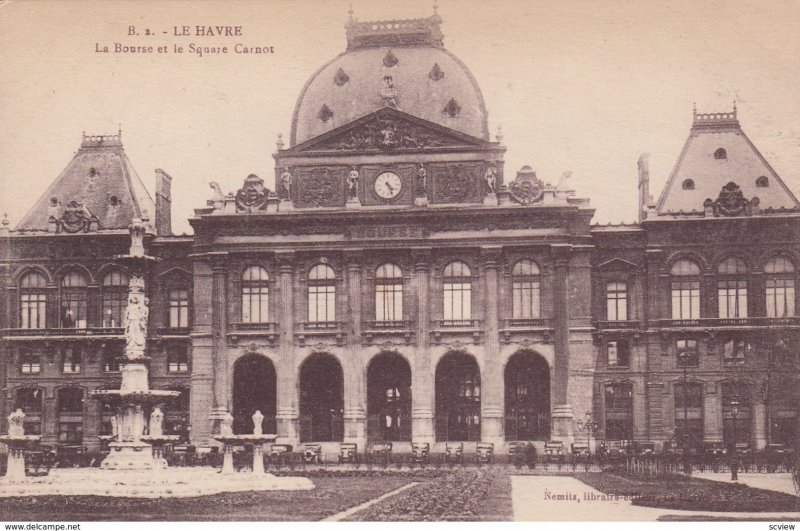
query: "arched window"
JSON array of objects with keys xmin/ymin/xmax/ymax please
[
  {"xmin": 717, "ymin": 257, "xmax": 748, "ymax": 318},
  {"xmin": 375, "ymin": 263, "xmax": 403, "ymax": 322},
  {"xmin": 101, "ymin": 270, "xmax": 128, "ymax": 328},
  {"xmin": 670, "ymin": 259, "xmax": 701, "ymax": 319},
  {"xmin": 765, "ymin": 256, "xmax": 795, "ymax": 318},
  {"xmin": 674, "ymin": 382, "xmax": 703, "ymax": 446},
  {"xmin": 19, "ymin": 271, "xmax": 48, "ymax": 329},
  {"xmin": 714, "ymin": 148, "xmax": 727, "ymax": 160},
  {"xmin": 60, "ymin": 271, "xmax": 88, "ymax": 328},
  {"xmin": 756, "ymin": 176, "xmax": 769, "ymax": 188},
  {"xmin": 308, "ymin": 264, "xmax": 336, "ymax": 325},
  {"xmin": 604, "ymin": 383, "xmax": 633, "ymax": 441},
  {"xmin": 443, "ymin": 261, "xmax": 472, "ymax": 322},
  {"xmin": 241, "ymin": 266, "xmax": 269, "ymax": 323},
  {"xmin": 682, "ymin": 179, "xmax": 695, "ymax": 190},
  {"xmin": 511, "ymin": 260, "xmax": 541, "ymax": 320}
]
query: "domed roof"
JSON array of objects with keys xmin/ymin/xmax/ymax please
[{"xmin": 290, "ymin": 15, "xmax": 489, "ymax": 146}]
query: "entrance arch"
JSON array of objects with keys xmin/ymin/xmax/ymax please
[
  {"xmin": 299, "ymin": 353, "xmax": 344, "ymax": 442},
  {"xmin": 504, "ymin": 350, "xmax": 550, "ymax": 441},
  {"xmin": 232, "ymin": 355, "xmax": 277, "ymax": 435},
  {"xmin": 367, "ymin": 352, "xmax": 411, "ymax": 442},
  {"xmin": 435, "ymin": 352, "xmax": 481, "ymax": 441}
]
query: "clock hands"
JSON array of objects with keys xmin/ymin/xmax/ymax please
[{"xmin": 385, "ymin": 181, "xmax": 395, "ymax": 194}]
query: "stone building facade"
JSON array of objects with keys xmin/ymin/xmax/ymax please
[{"xmin": 1, "ymin": 14, "xmax": 798, "ymax": 453}]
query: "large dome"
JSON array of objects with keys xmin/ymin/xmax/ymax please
[{"xmin": 290, "ymin": 15, "xmax": 489, "ymax": 146}]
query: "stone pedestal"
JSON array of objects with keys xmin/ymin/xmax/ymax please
[
  {"xmin": 5, "ymin": 447, "xmax": 26, "ymax": 481},
  {"xmin": 411, "ymin": 409, "xmax": 435, "ymax": 446},
  {"xmin": 102, "ymin": 441, "xmax": 156, "ymax": 470},
  {"xmin": 551, "ymin": 404, "xmax": 575, "ymax": 444},
  {"xmin": 253, "ymin": 444, "xmax": 265, "ymax": 474},
  {"xmin": 345, "ymin": 197, "xmax": 362, "ymax": 209},
  {"xmin": 344, "ymin": 409, "xmax": 366, "ymax": 450},
  {"xmin": 222, "ymin": 444, "xmax": 235, "ymax": 474},
  {"xmin": 279, "ymin": 199, "xmax": 294, "ymax": 212},
  {"xmin": 481, "ymin": 406, "xmax": 504, "ymax": 447},
  {"xmin": 482, "ymin": 193, "xmax": 498, "ymax": 206},
  {"xmin": 753, "ymin": 402, "xmax": 766, "ymax": 450},
  {"xmin": 414, "ymin": 197, "xmax": 429, "ymax": 207}
]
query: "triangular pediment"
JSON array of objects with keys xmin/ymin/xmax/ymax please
[
  {"xmin": 285, "ymin": 107, "xmax": 494, "ymax": 154},
  {"xmin": 596, "ymin": 258, "xmax": 640, "ymax": 271}
]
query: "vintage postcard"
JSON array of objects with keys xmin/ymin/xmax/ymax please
[{"xmin": 0, "ymin": 0, "xmax": 798, "ymax": 527}]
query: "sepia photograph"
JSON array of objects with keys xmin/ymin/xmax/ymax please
[{"xmin": 0, "ymin": 0, "xmax": 799, "ymax": 526}]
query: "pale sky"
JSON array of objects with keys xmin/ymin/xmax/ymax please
[{"xmin": 1, "ymin": 0, "xmax": 799, "ymax": 234}]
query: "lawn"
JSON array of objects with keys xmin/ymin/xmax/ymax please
[
  {"xmin": 347, "ymin": 468, "xmax": 513, "ymax": 521},
  {"xmin": 576, "ymin": 471, "xmax": 800, "ymax": 513},
  {"xmin": 0, "ymin": 476, "xmax": 415, "ymax": 521}
]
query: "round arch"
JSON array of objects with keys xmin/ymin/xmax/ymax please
[
  {"xmin": 366, "ymin": 351, "xmax": 412, "ymax": 442},
  {"xmin": 504, "ymin": 350, "xmax": 550, "ymax": 441},
  {"xmin": 232, "ymin": 354, "xmax": 277, "ymax": 435},
  {"xmin": 435, "ymin": 351, "xmax": 481, "ymax": 442},
  {"xmin": 299, "ymin": 352, "xmax": 344, "ymax": 442}
]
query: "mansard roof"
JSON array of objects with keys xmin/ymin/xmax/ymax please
[
  {"xmin": 655, "ymin": 107, "xmax": 800, "ymax": 217},
  {"xmin": 16, "ymin": 132, "xmax": 156, "ymax": 232}
]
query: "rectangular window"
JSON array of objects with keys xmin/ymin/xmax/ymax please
[
  {"xmin": 58, "ymin": 422, "xmax": 83, "ymax": 445},
  {"xmin": 60, "ymin": 293, "xmax": 87, "ymax": 329},
  {"xmin": 606, "ymin": 282, "xmax": 628, "ymax": 321},
  {"xmin": 103, "ymin": 344, "xmax": 123, "ymax": 372},
  {"xmin": 671, "ymin": 281, "xmax": 700, "ymax": 319},
  {"xmin": 169, "ymin": 289, "xmax": 190, "ymax": 328},
  {"xmin": 308, "ymin": 285, "xmax": 335, "ymax": 322},
  {"xmin": 718, "ymin": 280, "xmax": 747, "ymax": 318},
  {"xmin": 512, "ymin": 280, "xmax": 541, "ymax": 319},
  {"xmin": 20, "ymin": 350, "xmax": 41, "ymax": 374},
  {"xmin": 674, "ymin": 383, "xmax": 703, "ymax": 409},
  {"xmin": 443, "ymin": 281, "xmax": 471, "ymax": 321},
  {"xmin": 20, "ymin": 293, "xmax": 47, "ymax": 329},
  {"xmin": 605, "ymin": 418, "xmax": 633, "ymax": 441},
  {"xmin": 723, "ymin": 339, "xmax": 747, "ymax": 365},
  {"xmin": 766, "ymin": 278, "xmax": 795, "ymax": 318},
  {"xmin": 62, "ymin": 346, "xmax": 81, "ymax": 374},
  {"xmin": 607, "ymin": 340, "xmax": 630, "ymax": 367},
  {"xmin": 676, "ymin": 339, "xmax": 698, "ymax": 367},
  {"xmin": 102, "ymin": 292, "xmax": 127, "ymax": 327},
  {"xmin": 167, "ymin": 345, "xmax": 189, "ymax": 373},
  {"xmin": 375, "ymin": 283, "xmax": 403, "ymax": 321},
  {"xmin": 242, "ymin": 285, "xmax": 268, "ymax": 323},
  {"xmin": 674, "ymin": 418, "xmax": 704, "ymax": 445}
]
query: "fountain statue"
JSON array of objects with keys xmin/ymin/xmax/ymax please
[
  {"xmin": 252, "ymin": 410, "xmax": 264, "ymax": 436},
  {"xmin": 0, "ymin": 409, "xmax": 41, "ymax": 481},
  {"xmin": 213, "ymin": 410, "xmax": 277, "ymax": 475},
  {"xmin": 149, "ymin": 407, "xmax": 164, "ymax": 438}
]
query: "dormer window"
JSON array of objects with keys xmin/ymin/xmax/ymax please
[
  {"xmin": 756, "ymin": 176, "xmax": 769, "ymax": 188},
  {"xmin": 714, "ymin": 148, "xmax": 727, "ymax": 160},
  {"xmin": 682, "ymin": 179, "xmax": 695, "ymax": 190}
]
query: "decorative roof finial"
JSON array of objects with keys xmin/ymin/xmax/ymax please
[
  {"xmin": 348, "ymin": 3, "xmax": 354, "ymax": 21},
  {"xmin": 495, "ymin": 125, "xmax": 504, "ymax": 143},
  {"xmin": 276, "ymin": 132, "xmax": 284, "ymax": 150},
  {"xmin": 433, "ymin": 0, "xmax": 439, "ymax": 15},
  {"xmin": 733, "ymin": 99, "xmax": 737, "ymax": 115},
  {"xmin": 692, "ymin": 102, "xmax": 697, "ymax": 118},
  {"xmin": 1, "ymin": 213, "xmax": 9, "ymax": 226}
]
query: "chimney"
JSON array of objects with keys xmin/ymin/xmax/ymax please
[
  {"xmin": 637, "ymin": 154, "xmax": 650, "ymax": 222},
  {"xmin": 155, "ymin": 169, "xmax": 173, "ymax": 235}
]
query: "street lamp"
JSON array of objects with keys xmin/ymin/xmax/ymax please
[
  {"xmin": 576, "ymin": 411, "xmax": 599, "ymax": 459},
  {"xmin": 678, "ymin": 350, "xmax": 692, "ymax": 474},
  {"xmin": 730, "ymin": 398, "xmax": 739, "ymax": 481}
]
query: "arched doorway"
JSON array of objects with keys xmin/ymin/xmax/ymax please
[
  {"xmin": 232, "ymin": 355, "xmax": 277, "ymax": 435},
  {"xmin": 504, "ymin": 351, "xmax": 550, "ymax": 441},
  {"xmin": 435, "ymin": 352, "xmax": 481, "ymax": 441},
  {"xmin": 299, "ymin": 353, "xmax": 344, "ymax": 442},
  {"xmin": 367, "ymin": 352, "xmax": 411, "ymax": 442}
]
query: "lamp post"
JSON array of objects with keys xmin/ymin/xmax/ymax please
[
  {"xmin": 678, "ymin": 350, "xmax": 692, "ymax": 474},
  {"xmin": 730, "ymin": 398, "xmax": 739, "ymax": 481},
  {"xmin": 576, "ymin": 411, "xmax": 599, "ymax": 459}
]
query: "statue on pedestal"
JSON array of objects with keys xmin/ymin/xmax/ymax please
[
  {"xmin": 346, "ymin": 168, "xmax": 360, "ymax": 200},
  {"xmin": 124, "ymin": 290, "xmax": 149, "ymax": 354},
  {"xmin": 8, "ymin": 409, "xmax": 25, "ymax": 437},
  {"xmin": 220, "ymin": 412, "xmax": 234, "ymax": 436},
  {"xmin": 110, "ymin": 415, "xmax": 118, "ymax": 437},
  {"xmin": 252, "ymin": 410, "xmax": 264, "ymax": 436},
  {"xmin": 280, "ymin": 168, "xmax": 293, "ymax": 201},
  {"xmin": 149, "ymin": 407, "xmax": 164, "ymax": 437},
  {"xmin": 485, "ymin": 165, "xmax": 497, "ymax": 195}
]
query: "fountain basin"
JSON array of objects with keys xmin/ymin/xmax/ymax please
[{"xmin": 91, "ymin": 389, "xmax": 180, "ymax": 405}]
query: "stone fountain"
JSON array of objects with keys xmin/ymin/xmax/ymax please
[
  {"xmin": 0, "ymin": 409, "xmax": 41, "ymax": 481},
  {"xmin": 213, "ymin": 410, "xmax": 277, "ymax": 474}
]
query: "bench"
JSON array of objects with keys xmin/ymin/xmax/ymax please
[
  {"xmin": 634, "ymin": 441, "xmax": 655, "ymax": 456},
  {"xmin": 339, "ymin": 442, "xmax": 358, "ymax": 464},
  {"xmin": 543, "ymin": 441, "xmax": 564, "ymax": 458},
  {"xmin": 571, "ymin": 442, "xmax": 589, "ymax": 456},
  {"xmin": 369, "ymin": 442, "xmax": 392, "ymax": 465},
  {"xmin": 303, "ymin": 444, "xmax": 322, "ymax": 464},
  {"xmin": 445, "ymin": 442, "xmax": 464, "ymax": 464},
  {"xmin": 411, "ymin": 442, "xmax": 429, "ymax": 464},
  {"xmin": 476, "ymin": 442, "xmax": 494, "ymax": 464},
  {"xmin": 269, "ymin": 444, "xmax": 293, "ymax": 465}
]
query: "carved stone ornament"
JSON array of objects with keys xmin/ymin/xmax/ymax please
[
  {"xmin": 318, "ymin": 104, "xmax": 334, "ymax": 123},
  {"xmin": 509, "ymin": 167, "xmax": 545, "ymax": 205},
  {"xmin": 333, "ymin": 67, "xmax": 349, "ymax": 86},
  {"xmin": 318, "ymin": 113, "xmax": 464, "ymax": 152},
  {"xmin": 704, "ymin": 181, "xmax": 756, "ymax": 216},
  {"xmin": 235, "ymin": 174, "xmax": 270, "ymax": 211},
  {"xmin": 443, "ymin": 98, "xmax": 461, "ymax": 117},
  {"xmin": 59, "ymin": 201, "xmax": 97, "ymax": 233},
  {"xmin": 295, "ymin": 167, "xmax": 343, "ymax": 208},
  {"xmin": 429, "ymin": 62, "xmax": 444, "ymax": 81}
]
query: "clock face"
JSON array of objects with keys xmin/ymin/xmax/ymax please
[{"xmin": 374, "ymin": 171, "xmax": 403, "ymax": 200}]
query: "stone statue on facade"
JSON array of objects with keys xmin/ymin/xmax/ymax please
[
  {"xmin": 132, "ymin": 404, "xmax": 144, "ymax": 439},
  {"xmin": 8, "ymin": 409, "xmax": 25, "ymax": 437},
  {"xmin": 346, "ymin": 168, "xmax": 359, "ymax": 199},
  {"xmin": 110, "ymin": 415, "xmax": 118, "ymax": 437},
  {"xmin": 149, "ymin": 407, "xmax": 164, "ymax": 438},
  {"xmin": 220, "ymin": 411, "xmax": 234, "ymax": 436},
  {"xmin": 124, "ymin": 290, "xmax": 148, "ymax": 354},
  {"xmin": 280, "ymin": 168, "xmax": 293, "ymax": 201},
  {"xmin": 416, "ymin": 164, "xmax": 427, "ymax": 197},
  {"xmin": 485, "ymin": 165, "xmax": 497, "ymax": 195},
  {"xmin": 252, "ymin": 410, "xmax": 264, "ymax": 436}
]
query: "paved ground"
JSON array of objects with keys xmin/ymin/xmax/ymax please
[
  {"xmin": 693, "ymin": 472, "xmax": 797, "ymax": 496},
  {"xmin": 511, "ymin": 475, "xmax": 800, "ymax": 521}
]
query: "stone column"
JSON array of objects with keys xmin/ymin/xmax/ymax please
[
  {"xmin": 411, "ymin": 250, "xmax": 434, "ymax": 445},
  {"xmin": 704, "ymin": 385, "xmax": 723, "ymax": 442},
  {"xmin": 41, "ymin": 396, "xmax": 58, "ymax": 447},
  {"xmin": 480, "ymin": 247, "xmax": 503, "ymax": 446},
  {"xmin": 550, "ymin": 245, "xmax": 574, "ymax": 442},
  {"xmin": 275, "ymin": 253, "xmax": 299, "ymax": 445},
  {"xmin": 209, "ymin": 253, "xmax": 229, "ymax": 432},
  {"xmin": 753, "ymin": 401, "xmax": 766, "ymax": 450},
  {"xmin": 344, "ymin": 257, "xmax": 366, "ymax": 448},
  {"xmin": 84, "ymin": 397, "xmax": 102, "ymax": 451}
]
